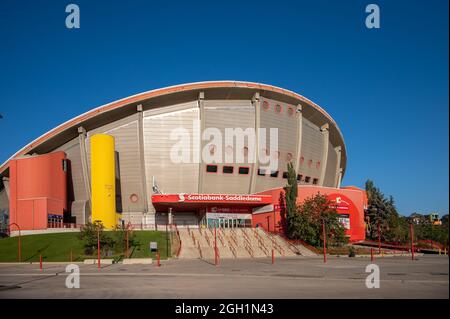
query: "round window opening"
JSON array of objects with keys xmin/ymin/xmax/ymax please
[
  {"xmin": 286, "ymin": 153, "xmax": 293, "ymax": 162},
  {"xmin": 209, "ymin": 144, "xmax": 216, "ymax": 155},
  {"xmin": 130, "ymin": 194, "xmax": 139, "ymax": 203},
  {"xmin": 288, "ymin": 107, "xmax": 295, "ymax": 116},
  {"xmin": 275, "ymin": 104, "xmax": 282, "ymax": 113}
]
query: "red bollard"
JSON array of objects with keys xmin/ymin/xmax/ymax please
[
  {"xmin": 214, "ymin": 227, "xmax": 218, "ymax": 266},
  {"xmin": 377, "ymin": 220, "xmax": 381, "ymax": 254},
  {"xmin": 272, "ymin": 249, "xmax": 275, "ymax": 264},
  {"xmin": 39, "ymin": 254, "xmax": 43, "ymax": 271},
  {"xmin": 126, "ymin": 230, "xmax": 129, "ymax": 258},
  {"xmin": 156, "ymin": 251, "xmax": 161, "ymax": 267},
  {"xmin": 97, "ymin": 228, "xmax": 101, "ymax": 269},
  {"xmin": 322, "ymin": 221, "xmax": 327, "ymax": 263},
  {"xmin": 370, "ymin": 248, "xmax": 374, "ymax": 262}
]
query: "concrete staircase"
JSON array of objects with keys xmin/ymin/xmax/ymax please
[{"xmin": 178, "ymin": 227, "xmax": 314, "ymax": 260}]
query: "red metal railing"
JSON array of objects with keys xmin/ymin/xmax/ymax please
[
  {"xmin": 191, "ymin": 232, "xmax": 196, "ymax": 246},
  {"xmin": 197, "ymin": 242, "xmax": 203, "ymax": 259},
  {"xmin": 228, "ymin": 240, "xmax": 237, "ymax": 258},
  {"xmin": 258, "ymin": 227, "xmax": 285, "ymax": 256},
  {"xmin": 204, "ymin": 232, "xmax": 211, "ymax": 246},
  {"xmin": 244, "ymin": 243, "xmax": 254, "ymax": 258}
]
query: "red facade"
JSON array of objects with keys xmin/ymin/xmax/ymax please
[
  {"xmin": 254, "ymin": 186, "xmax": 367, "ymax": 242},
  {"xmin": 9, "ymin": 152, "xmax": 67, "ymax": 231}
]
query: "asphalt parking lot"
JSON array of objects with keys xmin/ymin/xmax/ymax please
[{"xmin": 0, "ymin": 255, "xmax": 448, "ymax": 298}]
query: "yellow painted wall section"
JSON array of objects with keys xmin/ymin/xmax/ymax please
[{"xmin": 91, "ymin": 134, "xmax": 116, "ymax": 229}]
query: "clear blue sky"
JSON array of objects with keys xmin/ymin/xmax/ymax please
[{"xmin": 0, "ymin": 0, "xmax": 448, "ymax": 216}]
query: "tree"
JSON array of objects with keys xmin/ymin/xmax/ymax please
[
  {"xmin": 287, "ymin": 192, "xmax": 348, "ymax": 247},
  {"xmin": 78, "ymin": 221, "xmax": 115, "ymax": 256},
  {"xmin": 284, "ymin": 162, "xmax": 299, "ymax": 239},
  {"xmin": 296, "ymin": 193, "xmax": 348, "ymax": 247},
  {"xmin": 365, "ymin": 180, "xmax": 407, "ymax": 243},
  {"xmin": 112, "ymin": 224, "xmax": 139, "ymax": 256}
]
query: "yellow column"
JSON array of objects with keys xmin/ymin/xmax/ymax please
[{"xmin": 91, "ymin": 134, "xmax": 116, "ymax": 229}]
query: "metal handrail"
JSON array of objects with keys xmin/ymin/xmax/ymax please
[
  {"xmin": 251, "ymin": 228, "xmax": 270, "ymax": 256},
  {"xmin": 228, "ymin": 240, "xmax": 237, "ymax": 258},
  {"xmin": 204, "ymin": 232, "xmax": 211, "ymax": 246},
  {"xmin": 191, "ymin": 232, "xmax": 196, "ymax": 246},
  {"xmin": 217, "ymin": 232, "xmax": 225, "ymax": 246},
  {"xmin": 244, "ymin": 243, "xmax": 254, "ymax": 258},
  {"xmin": 258, "ymin": 227, "xmax": 285, "ymax": 255}
]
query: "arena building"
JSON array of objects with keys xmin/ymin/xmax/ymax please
[{"xmin": 0, "ymin": 81, "xmax": 366, "ymax": 242}]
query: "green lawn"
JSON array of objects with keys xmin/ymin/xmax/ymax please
[{"xmin": 0, "ymin": 231, "xmax": 170, "ymax": 262}]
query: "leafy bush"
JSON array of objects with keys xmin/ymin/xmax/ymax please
[
  {"xmin": 78, "ymin": 221, "xmax": 115, "ymax": 256},
  {"xmin": 287, "ymin": 192, "xmax": 348, "ymax": 247},
  {"xmin": 112, "ymin": 224, "xmax": 140, "ymax": 256},
  {"xmin": 348, "ymin": 246, "xmax": 356, "ymax": 257}
]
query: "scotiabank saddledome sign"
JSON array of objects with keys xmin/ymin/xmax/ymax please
[
  {"xmin": 178, "ymin": 194, "xmax": 267, "ymax": 202},
  {"xmin": 152, "ymin": 193, "xmax": 273, "ymax": 205}
]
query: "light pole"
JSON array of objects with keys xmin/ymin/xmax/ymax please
[
  {"xmin": 166, "ymin": 208, "xmax": 172, "ymax": 259},
  {"xmin": 9, "ymin": 223, "xmax": 21, "ymax": 262},
  {"xmin": 273, "ymin": 210, "xmax": 276, "ymax": 232}
]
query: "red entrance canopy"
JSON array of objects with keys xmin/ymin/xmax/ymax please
[{"xmin": 151, "ymin": 193, "xmax": 273, "ymax": 211}]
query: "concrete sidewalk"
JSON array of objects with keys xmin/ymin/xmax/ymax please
[{"xmin": 0, "ymin": 255, "xmax": 448, "ymax": 299}]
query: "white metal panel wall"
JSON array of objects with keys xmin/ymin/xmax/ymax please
[
  {"xmin": 156, "ymin": 212, "xmax": 198, "ymax": 227},
  {"xmin": 323, "ymin": 143, "xmax": 338, "ymax": 187},
  {"xmin": 299, "ymin": 118, "xmax": 323, "ymax": 182},
  {"xmin": 255, "ymin": 97, "xmax": 298, "ymax": 192},
  {"xmin": 86, "ymin": 114, "xmax": 144, "ymax": 213},
  {"xmin": 202, "ymin": 100, "xmax": 254, "ymax": 194},
  {"xmin": 143, "ymin": 103, "xmax": 200, "ymax": 212}
]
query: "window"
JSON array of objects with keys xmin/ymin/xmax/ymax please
[
  {"xmin": 305, "ymin": 176, "xmax": 311, "ymax": 183},
  {"xmin": 262, "ymin": 101, "xmax": 270, "ymax": 111},
  {"xmin": 239, "ymin": 167, "xmax": 250, "ymax": 175},
  {"xmin": 275, "ymin": 104, "xmax": 282, "ymax": 113},
  {"xmin": 223, "ymin": 166, "xmax": 234, "ymax": 174},
  {"xmin": 316, "ymin": 161, "xmax": 321, "ymax": 169},
  {"xmin": 270, "ymin": 170, "xmax": 279, "ymax": 178},
  {"xmin": 206, "ymin": 165, "xmax": 218, "ymax": 173},
  {"xmin": 282, "ymin": 172, "xmax": 289, "ymax": 179},
  {"xmin": 312, "ymin": 178, "xmax": 319, "ymax": 185},
  {"xmin": 225, "ymin": 145, "xmax": 234, "ymax": 156},
  {"xmin": 258, "ymin": 168, "xmax": 267, "ymax": 176},
  {"xmin": 297, "ymin": 174, "xmax": 303, "ymax": 181},
  {"xmin": 62, "ymin": 159, "xmax": 68, "ymax": 172},
  {"xmin": 308, "ymin": 159, "xmax": 313, "ymax": 168},
  {"xmin": 209, "ymin": 144, "xmax": 216, "ymax": 155},
  {"xmin": 286, "ymin": 153, "xmax": 293, "ymax": 162},
  {"xmin": 287, "ymin": 106, "xmax": 295, "ymax": 117},
  {"xmin": 129, "ymin": 194, "xmax": 139, "ymax": 203}
]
